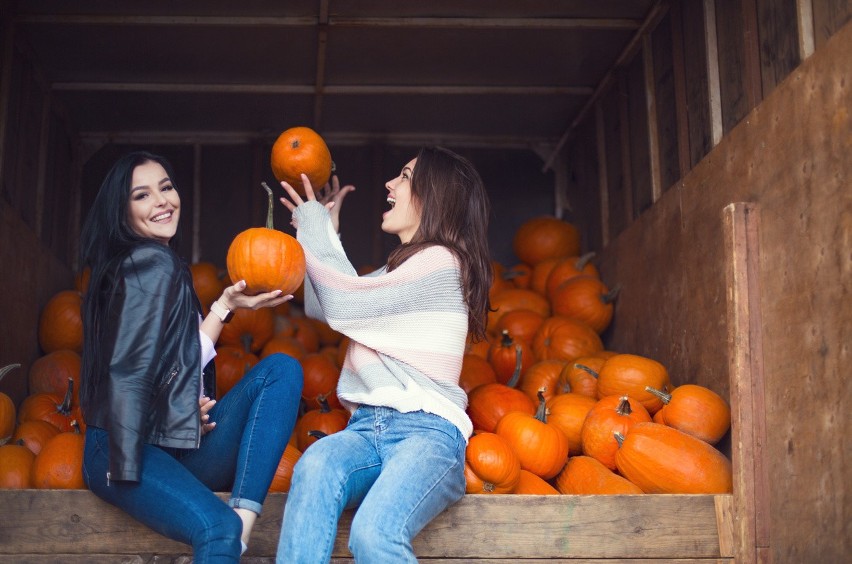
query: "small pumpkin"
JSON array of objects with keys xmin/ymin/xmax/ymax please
[
  {"xmin": 645, "ymin": 384, "xmax": 731, "ymax": 444},
  {"xmin": 487, "ymin": 288, "xmax": 550, "ymax": 335},
  {"xmin": 488, "ymin": 330, "xmax": 535, "ymax": 385},
  {"xmin": 557, "ymin": 356, "xmax": 606, "ymax": 397},
  {"xmin": 463, "ymin": 432, "xmax": 521, "ymax": 494},
  {"xmin": 293, "ymin": 395, "xmax": 349, "ymax": 452},
  {"xmin": 458, "ymin": 354, "xmax": 497, "ymax": 395},
  {"xmin": 190, "ymin": 262, "xmax": 225, "ymax": 311},
  {"xmin": 513, "ymin": 216, "xmax": 581, "ymax": 266},
  {"xmin": 0, "ymin": 443, "xmax": 36, "ymax": 489},
  {"xmin": 28, "ymin": 350, "xmax": 82, "ymax": 402},
  {"xmin": 18, "ymin": 379, "xmax": 81, "ymax": 433},
  {"xmin": 38, "ymin": 290, "xmax": 84, "ymax": 354},
  {"xmin": 554, "ymin": 455, "xmax": 643, "ymax": 495},
  {"xmin": 615, "ymin": 422, "xmax": 733, "ymax": 494},
  {"xmin": 30, "ymin": 421, "xmax": 85, "ymax": 489},
  {"xmin": 513, "ymin": 469, "xmax": 560, "ymax": 495},
  {"xmin": 545, "ymin": 392, "xmax": 598, "ymax": 455},
  {"xmin": 268, "ymin": 443, "xmax": 302, "ymax": 493},
  {"xmin": 495, "ymin": 389, "xmax": 569, "ymax": 480},
  {"xmin": 467, "ymin": 353, "xmax": 536, "ymax": 433},
  {"xmin": 518, "ymin": 359, "xmax": 567, "ymax": 404},
  {"xmin": 494, "ymin": 309, "xmax": 545, "ymax": 346},
  {"xmin": 213, "ymin": 346, "xmax": 260, "ymax": 397},
  {"xmin": 270, "ymin": 126, "xmax": 334, "ymax": 197},
  {"xmin": 260, "ymin": 334, "xmax": 307, "ymax": 361},
  {"xmin": 502, "ymin": 263, "xmax": 532, "ymax": 290},
  {"xmin": 219, "ymin": 307, "xmax": 276, "ymax": 353},
  {"xmin": 550, "ymin": 275, "xmax": 620, "ymax": 334},
  {"xmin": 532, "ymin": 316, "xmax": 603, "ymax": 363},
  {"xmin": 300, "ymin": 353, "xmax": 342, "ymax": 410},
  {"xmin": 581, "ymin": 395, "xmax": 651, "ymax": 470},
  {"xmin": 544, "ymin": 252, "xmax": 600, "ymax": 299},
  {"xmin": 596, "ymin": 353, "xmax": 670, "ymax": 414},
  {"xmin": 226, "ymin": 182, "xmax": 306, "ymax": 296},
  {"xmin": 11, "ymin": 420, "xmax": 60, "ymax": 456},
  {"xmin": 1, "ymin": 364, "xmax": 19, "ymax": 445}
]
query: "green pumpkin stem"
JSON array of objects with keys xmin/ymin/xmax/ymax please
[
  {"xmin": 506, "ymin": 345, "xmax": 523, "ymax": 388},
  {"xmin": 261, "ymin": 182, "xmax": 275, "ymax": 229},
  {"xmin": 0, "ymin": 364, "xmax": 21, "ymax": 382},
  {"xmin": 602, "ymin": 283, "xmax": 622, "ymax": 304},
  {"xmin": 576, "ymin": 251, "xmax": 596, "ymax": 270},
  {"xmin": 614, "ymin": 431, "xmax": 625, "ymax": 447},
  {"xmin": 58, "ymin": 379, "xmax": 74, "ymax": 416},
  {"xmin": 575, "ymin": 363, "xmax": 599, "ymax": 378}
]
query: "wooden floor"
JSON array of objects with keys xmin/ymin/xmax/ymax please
[{"xmin": 0, "ymin": 490, "xmax": 733, "ymax": 562}]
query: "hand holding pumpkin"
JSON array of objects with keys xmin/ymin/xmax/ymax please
[{"xmin": 218, "ymin": 279, "xmax": 292, "ymax": 311}]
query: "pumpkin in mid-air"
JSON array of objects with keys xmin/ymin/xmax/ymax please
[{"xmin": 270, "ymin": 126, "xmax": 334, "ymax": 196}]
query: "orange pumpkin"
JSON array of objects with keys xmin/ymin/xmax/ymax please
[
  {"xmin": 300, "ymin": 353, "xmax": 342, "ymax": 410},
  {"xmin": 268, "ymin": 443, "xmax": 302, "ymax": 493},
  {"xmin": 545, "ymin": 392, "xmax": 597, "ymax": 455},
  {"xmin": 18, "ymin": 379, "xmax": 81, "ymax": 433},
  {"xmin": 226, "ymin": 183, "xmax": 306, "ymax": 296},
  {"xmin": 293, "ymin": 395, "xmax": 349, "ymax": 451},
  {"xmin": 529, "ymin": 257, "xmax": 561, "ymax": 296},
  {"xmin": 581, "ymin": 395, "xmax": 652, "ymax": 470},
  {"xmin": 517, "ymin": 359, "xmax": 567, "ymax": 404},
  {"xmin": 270, "ymin": 126, "xmax": 334, "ymax": 197},
  {"xmin": 1, "ymin": 364, "xmax": 19, "ymax": 444},
  {"xmin": 615, "ymin": 422, "xmax": 733, "ymax": 494},
  {"xmin": 28, "ymin": 350, "xmax": 82, "ymax": 403},
  {"xmin": 261, "ymin": 334, "xmax": 307, "ymax": 361},
  {"xmin": 465, "ymin": 334, "xmax": 491, "ymax": 360},
  {"xmin": 467, "ymin": 357, "xmax": 536, "ymax": 433},
  {"xmin": 646, "ymin": 384, "xmax": 731, "ymax": 444},
  {"xmin": 488, "ymin": 330, "xmax": 535, "ymax": 385},
  {"xmin": 308, "ymin": 318, "xmax": 343, "ymax": 346},
  {"xmin": 458, "ymin": 354, "xmax": 497, "ymax": 395},
  {"xmin": 190, "ymin": 262, "xmax": 225, "ymax": 311},
  {"xmin": 503, "ymin": 263, "xmax": 532, "ymax": 289},
  {"xmin": 219, "ymin": 307, "xmax": 276, "ymax": 353},
  {"xmin": 514, "ymin": 469, "xmax": 560, "ymax": 495},
  {"xmin": 550, "ymin": 275, "xmax": 619, "ymax": 334},
  {"xmin": 38, "ymin": 290, "xmax": 84, "ymax": 354},
  {"xmin": 513, "ymin": 216, "xmax": 581, "ymax": 266},
  {"xmin": 545, "ymin": 252, "xmax": 600, "ymax": 299},
  {"xmin": 532, "ymin": 316, "xmax": 603, "ymax": 363},
  {"xmin": 30, "ymin": 422, "xmax": 85, "ymax": 489},
  {"xmin": 213, "ymin": 346, "xmax": 260, "ymax": 397},
  {"xmin": 487, "ymin": 288, "xmax": 550, "ymax": 335},
  {"xmin": 11, "ymin": 420, "xmax": 60, "ymax": 456},
  {"xmin": 0, "ymin": 443, "xmax": 36, "ymax": 488},
  {"xmin": 596, "ymin": 354, "xmax": 670, "ymax": 414},
  {"xmin": 495, "ymin": 389, "xmax": 569, "ymax": 479},
  {"xmin": 463, "ymin": 432, "xmax": 521, "ymax": 494},
  {"xmin": 554, "ymin": 455, "xmax": 643, "ymax": 495},
  {"xmin": 557, "ymin": 356, "xmax": 606, "ymax": 397},
  {"xmin": 494, "ymin": 309, "xmax": 545, "ymax": 346}
]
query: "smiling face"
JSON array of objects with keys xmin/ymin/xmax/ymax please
[
  {"xmin": 127, "ymin": 160, "xmax": 181, "ymax": 244},
  {"xmin": 382, "ymin": 157, "xmax": 421, "ymax": 243}
]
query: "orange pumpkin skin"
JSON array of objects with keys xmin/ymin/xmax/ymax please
[
  {"xmin": 28, "ymin": 350, "xmax": 82, "ymax": 402},
  {"xmin": 596, "ymin": 354, "xmax": 670, "ymax": 414},
  {"xmin": 190, "ymin": 262, "xmax": 225, "ymax": 311},
  {"xmin": 213, "ymin": 346, "xmax": 260, "ymax": 397},
  {"xmin": 219, "ymin": 307, "xmax": 276, "ymax": 353},
  {"xmin": 555, "ymin": 455, "xmax": 643, "ymax": 495},
  {"xmin": 649, "ymin": 384, "xmax": 731, "ymax": 444},
  {"xmin": 464, "ymin": 432, "xmax": 521, "ymax": 494},
  {"xmin": 300, "ymin": 354, "xmax": 342, "ymax": 410},
  {"xmin": 495, "ymin": 309, "xmax": 545, "ymax": 346},
  {"xmin": 18, "ymin": 379, "xmax": 80, "ymax": 433},
  {"xmin": 268, "ymin": 443, "xmax": 302, "ymax": 492},
  {"xmin": 532, "ymin": 316, "xmax": 603, "ymax": 363},
  {"xmin": 0, "ymin": 444, "xmax": 36, "ymax": 488},
  {"xmin": 495, "ymin": 392, "xmax": 569, "ymax": 480},
  {"xmin": 550, "ymin": 275, "xmax": 617, "ymax": 334},
  {"xmin": 581, "ymin": 395, "xmax": 652, "ymax": 470},
  {"xmin": 488, "ymin": 330, "xmax": 535, "ymax": 385},
  {"xmin": 513, "ymin": 216, "xmax": 581, "ymax": 266},
  {"xmin": 261, "ymin": 335, "xmax": 307, "ymax": 361},
  {"xmin": 518, "ymin": 359, "xmax": 567, "ymax": 404},
  {"xmin": 545, "ymin": 393, "xmax": 597, "ymax": 455},
  {"xmin": 270, "ymin": 126, "xmax": 333, "ymax": 197},
  {"xmin": 0, "ymin": 365, "xmax": 18, "ymax": 444},
  {"xmin": 503, "ymin": 263, "xmax": 532, "ymax": 290},
  {"xmin": 545, "ymin": 252, "xmax": 600, "ymax": 300},
  {"xmin": 294, "ymin": 397, "xmax": 349, "ymax": 452},
  {"xmin": 615, "ymin": 422, "xmax": 733, "ymax": 494},
  {"xmin": 557, "ymin": 356, "xmax": 606, "ymax": 397},
  {"xmin": 38, "ymin": 290, "xmax": 84, "ymax": 354},
  {"xmin": 31, "ymin": 429, "xmax": 86, "ymax": 489},
  {"xmin": 514, "ymin": 469, "xmax": 560, "ymax": 495},
  {"xmin": 227, "ymin": 228, "xmax": 305, "ymax": 296},
  {"xmin": 458, "ymin": 354, "xmax": 497, "ymax": 395},
  {"xmin": 488, "ymin": 288, "xmax": 551, "ymax": 335},
  {"xmin": 467, "ymin": 381, "xmax": 536, "ymax": 434},
  {"xmin": 11, "ymin": 420, "xmax": 60, "ymax": 456}
]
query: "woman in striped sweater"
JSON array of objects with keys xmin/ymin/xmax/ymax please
[{"xmin": 275, "ymin": 147, "xmax": 492, "ymax": 563}]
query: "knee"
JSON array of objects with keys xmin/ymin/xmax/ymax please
[
  {"xmin": 262, "ymin": 353, "xmax": 304, "ymax": 395},
  {"xmin": 192, "ymin": 507, "xmax": 242, "ymax": 555},
  {"xmin": 349, "ymin": 512, "xmax": 406, "ymax": 560}
]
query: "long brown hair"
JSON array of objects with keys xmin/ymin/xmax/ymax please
[{"xmin": 386, "ymin": 146, "xmax": 492, "ymax": 340}]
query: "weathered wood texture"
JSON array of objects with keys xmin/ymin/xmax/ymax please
[
  {"xmin": 597, "ymin": 20, "xmax": 851, "ymax": 563},
  {"xmin": 0, "ymin": 490, "xmax": 732, "ymax": 561}
]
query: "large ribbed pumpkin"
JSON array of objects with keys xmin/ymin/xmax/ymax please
[
  {"xmin": 550, "ymin": 275, "xmax": 619, "ymax": 334},
  {"xmin": 532, "ymin": 316, "xmax": 603, "ymax": 363},
  {"xmin": 615, "ymin": 422, "xmax": 733, "ymax": 494},
  {"xmin": 227, "ymin": 183, "xmax": 306, "ymax": 296},
  {"xmin": 513, "ymin": 216, "xmax": 580, "ymax": 265},
  {"xmin": 463, "ymin": 432, "xmax": 521, "ymax": 494},
  {"xmin": 270, "ymin": 126, "xmax": 334, "ymax": 197},
  {"xmin": 596, "ymin": 354, "xmax": 670, "ymax": 414}
]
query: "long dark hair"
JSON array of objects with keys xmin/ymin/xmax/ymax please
[
  {"xmin": 386, "ymin": 146, "xmax": 492, "ymax": 340},
  {"xmin": 78, "ymin": 151, "xmax": 181, "ymax": 410}
]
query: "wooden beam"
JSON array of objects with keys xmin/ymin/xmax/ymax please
[
  {"xmin": 595, "ymin": 102, "xmax": 610, "ymax": 248},
  {"xmin": 669, "ymin": 1, "xmax": 691, "ymax": 179},
  {"xmin": 542, "ymin": 0, "xmax": 670, "ymax": 171},
  {"xmin": 51, "ymin": 82, "xmax": 593, "ymax": 96},
  {"xmin": 740, "ymin": 0, "xmax": 763, "ymax": 109},
  {"xmin": 642, "ymin": 36, "xmax": 662, "ymax": 203},
  {"xmin": 618, "ymin": 74, "xmax": 634, "ymax": 225},
  {"xmin": 796, "ymin": 0, "xmax": 816, "ymax": 59},
  {"xmin": 312, "ymin": 0, "xmax": 329, "ymax": 130},
  {"xmin": 328, "ymin": 17, "xmax": 642, "ymax": 30},
  {"xmin": 704, "ymin": 0, "xmax": 723, "ymax": 146},
  {"xmin": 0, "ymin": 10, "xmax": 15, "ymax": 185},
  {"xmin": 34, "ymin": 92, "xmax": 51, "ymax": 238}
]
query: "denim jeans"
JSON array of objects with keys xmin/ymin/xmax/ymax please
[
  {"xmin": 276, "ymin": 405, "xmax": 466, "ymax": 563},
  {"xmin": 83, "ymin": 353, "xmax": 303, "ymax": 563}
]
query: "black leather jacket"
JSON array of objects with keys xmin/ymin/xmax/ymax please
[{"xmin": 83, "ymin": 243, "xmax": 215, "ymax": 482}]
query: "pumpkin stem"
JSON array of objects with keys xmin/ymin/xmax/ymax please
[
  {"xmin": 482, "ymin": 482, "xmax": 495, "ymax": 493},
  {"xmin": 0, "ymin": 364, "xmax": 21, "ymax": 382},
  {"xmin": 317, "ymin": 393, "xmax": 331, "ymax": 413},
  {"xmin": 261, "ymin": 181, "xmax": 275, "ymax": 230},
  {"xmin": 58, "ymin": 379, "xmax": 74, "ymax": 416},
  {"xmin": 602, "ymin": 283, "xmax": 621, "ymax": 304},
  {"xmin": 535, "ymin": 388, "xmax": 548, "ymax": 423},
  {"xmin": 575, "ymin": 363, "xmax": 599, "ymax": 378},
  {"xmin": 506, "ymin": 345, "xmax": 523, "ymax": 388},
  {"xmin": 644, "ymin": 386, "xmax": 672, "ymax": 404},
  {"xmin": 614, "ymin": 431, "xmax": 625, "ymax": 447},
  {"xmin": 240, "ymin": 334, "xmax": 254, "ymax": 355},
  {"xmin": 499, "ymin": 329, "xmax": 513, "ymax": 347},
  {"xmin": 307, "ymin": 430, "xmax": 328, "ymax": 440},
  {"xmin": 615, "ymin": 395, "xmax": 632, "ymax": 416},
  {"xmin": 575, "ymin": 252, "xmax": 596, "ymax": 270},
  {"xmin": 70, "ymin": 420, "xmax": 81, "ymax": 434}
]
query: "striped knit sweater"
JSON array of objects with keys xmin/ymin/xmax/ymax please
[{"xmin": 294, "ymin": 201, "xmax": 473, "ymax": 439}]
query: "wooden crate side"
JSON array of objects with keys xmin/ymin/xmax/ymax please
[{"xmin": 0, "ymin": 491, "xmax": 731, "ymax": 560}]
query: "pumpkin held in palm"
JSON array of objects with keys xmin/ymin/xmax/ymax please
[
  {"xmin": 227, "ymin": 183, "xmax": 306, "ymax": 296},
  {"xmin": 270, "ymin": 126, "xmax": 334, "ymax": 196}
]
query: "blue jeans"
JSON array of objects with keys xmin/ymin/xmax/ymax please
[
  {"xmin": 276, "ymin": 406, "xmax": 466, "ymax": 563},
  {"xmin": 83, "ymin": 353, "xmax": 303, "ymax": 563}
]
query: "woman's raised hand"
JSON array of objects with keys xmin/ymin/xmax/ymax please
[
  {"xmin": 279, "ymin": 173, "xmax": 354, "ymax": 233},
  {"xmin": 219, "ymin": 280, "xmax": 292, "ymax": 311}
]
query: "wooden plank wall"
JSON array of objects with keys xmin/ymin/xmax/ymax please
[{"xmin": 571, "ymin": 17, "xmax": 850, "ymax": 564}]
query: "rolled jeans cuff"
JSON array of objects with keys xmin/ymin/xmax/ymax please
[{"xmin": 229, "ymin": 497, "xmax": 263, "ymax": 515}]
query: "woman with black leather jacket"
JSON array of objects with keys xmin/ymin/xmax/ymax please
[{"xmin": 79, "ymin": 151, "xmax": 303, "ymax": 562}]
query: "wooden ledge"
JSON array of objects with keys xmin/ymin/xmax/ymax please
[{"xmin": 0, "ymin": 490, "xmax": 733, "ymax": 561}]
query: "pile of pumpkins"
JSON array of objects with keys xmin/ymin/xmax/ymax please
[{"xmin": 0, "ymin": 214, "xmax": 733, "ymax": 497}]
